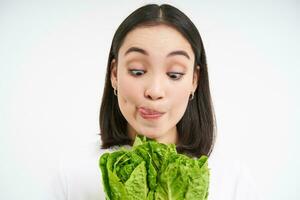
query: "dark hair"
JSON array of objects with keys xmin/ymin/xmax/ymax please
[{"xmin": 99, "ymin": 4, "xmax": 216, "ymax": 158}]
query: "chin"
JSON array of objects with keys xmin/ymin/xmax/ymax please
[{"xmin": 138, "ymin": 131, "xmax": 162, "ymax": 140}]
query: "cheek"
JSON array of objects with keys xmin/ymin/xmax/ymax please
[
  {"xmin": 171, "ymin": 86, "xmax": 190, "ymax": 116},
  {"xmin": 169, "ymin": 74, "xmax": 194, "ymax": 120},
  {"xmin": 118, "ymin": 75, "xmax": 141, "ymax": 110}
]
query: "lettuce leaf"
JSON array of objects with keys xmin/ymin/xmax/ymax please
[{"xmin": 99, "ymin": 135, "xmax": 210, "ymax": 200}]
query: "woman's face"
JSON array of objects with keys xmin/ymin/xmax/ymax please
[{"xmin": 110, "ymin": 24, "xmax": 199, "ymax": 144}]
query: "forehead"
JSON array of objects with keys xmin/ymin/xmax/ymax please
[{"xmin": 119, "ymin": 24, "xmax": 194, "ymax": 58}]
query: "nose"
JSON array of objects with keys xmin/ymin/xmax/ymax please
[{"xmin": 144, "ymin": 77, "xmax": 165, "ymax": 101}]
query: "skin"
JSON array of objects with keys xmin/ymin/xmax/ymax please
[{"xmin": 110, "ymin": 24, "xmax": 199, "ymax": 145}]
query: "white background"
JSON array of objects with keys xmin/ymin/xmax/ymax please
[{"xmin": 0, "ymin": 0, "xmax": 299, "ymax": 199}]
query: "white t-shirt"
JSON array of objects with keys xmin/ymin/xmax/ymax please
[{"xmin": 47, "ymin": 138, "xmax": 262, "ymax": 200}]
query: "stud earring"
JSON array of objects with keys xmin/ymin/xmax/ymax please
[{"xmin": 189, "ymin": 92, "xmax": 194, "ymax": 101}]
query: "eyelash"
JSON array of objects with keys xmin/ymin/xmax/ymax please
[{"xmin": 128, "ymin": 69, "xmax": 185, "ymax": 81}]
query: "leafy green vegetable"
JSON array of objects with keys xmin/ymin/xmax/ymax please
[{"xmin": 99, "ymin": 135, "xmax": 210, "ymax": 200}]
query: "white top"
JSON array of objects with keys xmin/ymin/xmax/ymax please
[{"xmin": 47, "ymin": 138, "xmax": 262, "ymax": 200}]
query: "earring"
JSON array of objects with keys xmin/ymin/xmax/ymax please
[
  {"xmin": 189, "ymin": 92, "xmax": 194, "ymax": 101},
  {"xmin": 114, "ymin": 88, "xmax": 118, "ymax": 96}
]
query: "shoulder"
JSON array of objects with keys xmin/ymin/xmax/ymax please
[
  {"xmin": 54, "ymin": 138, "xmax": 131, "ymax": 200},
  {"xmin": 207, "ymin": 149, "xmax": 262, "ymax": 200},
  {"xmin": 59, "ymin": 138, "xmax": 131, "ymax": 171}
]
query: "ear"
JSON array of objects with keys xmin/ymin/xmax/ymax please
[
  {"xmin": 110, "ymin": 59, "xmax": 118, "ymax": 89},
  {"xmin": 192, "ymin": 65, "xmax": 200, "ymax": 92}
]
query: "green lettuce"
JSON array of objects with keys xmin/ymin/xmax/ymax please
[{"xmin": 99, "ymin": 135, "xmax": 210, "ymax": 200}]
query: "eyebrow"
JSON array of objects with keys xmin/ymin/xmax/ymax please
[{"xmin": 124, "ymin": 46, "xmax": 190, "ymax": 60}]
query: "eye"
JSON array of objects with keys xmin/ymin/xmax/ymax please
[
  {"xmin": 129, "ymin": 69, "xmax": 145, "ymax": 76},
  {"xmin": 167, "ymin": 72, "xmax": 185, "ymax": 80}
]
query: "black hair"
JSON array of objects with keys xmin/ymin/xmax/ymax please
[{"xmin": 99, "ymin": 3, "xmax": 216, "ymax": 158}]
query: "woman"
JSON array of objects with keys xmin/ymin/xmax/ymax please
[
  {"xmin": 49, "ymin": 4, "xmax": 261, "ymax": 200},
  {"xmin": 100, "ymin": 3, "xmax": 215, "ymax": 158}
]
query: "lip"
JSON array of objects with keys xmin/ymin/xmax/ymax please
[
  {"xmin": 138, "ymin": 107, "xmax": 165, "ymax": 120},
  {"xmin": 139, "ymin": 107, "xmax": 164, "ymax": 114}
]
